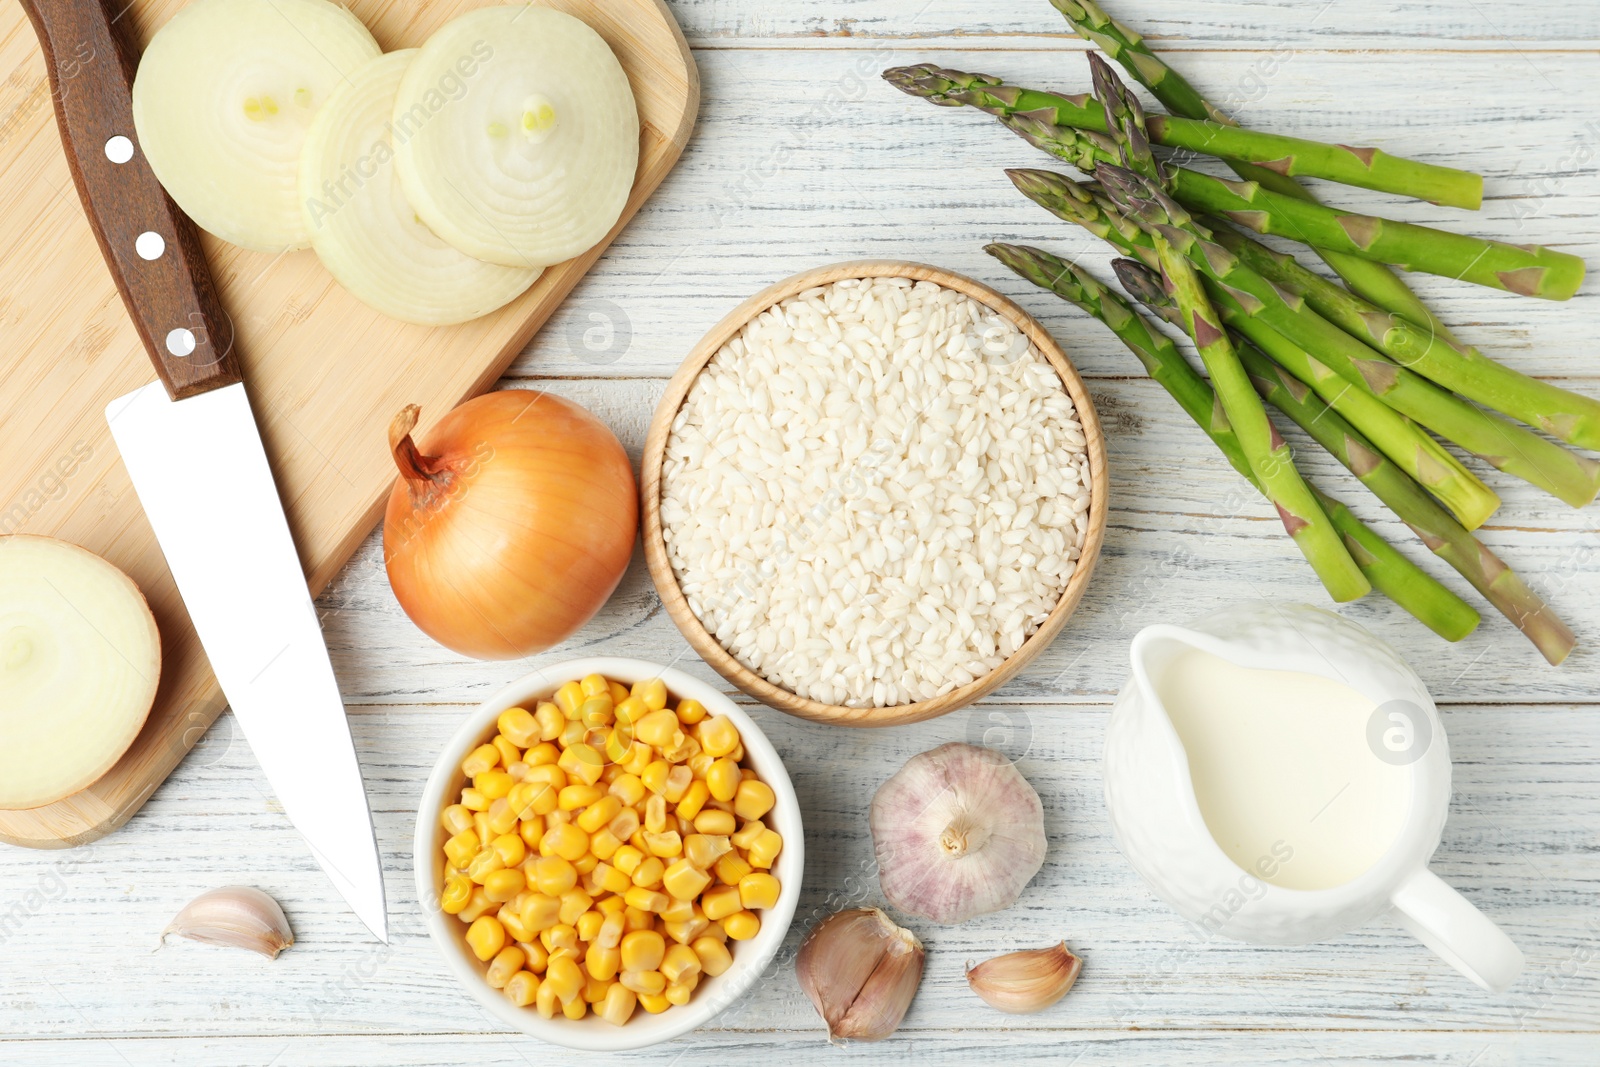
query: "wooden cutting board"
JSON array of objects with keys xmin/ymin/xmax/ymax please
[{"xmin": 0, "ymin": 0, "xmax": 697, "ymax": 848}]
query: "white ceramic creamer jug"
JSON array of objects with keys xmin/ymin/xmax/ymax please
[{"xmin": 1104, "ymin": 601, "xmax": 1523, "ymax": 992}]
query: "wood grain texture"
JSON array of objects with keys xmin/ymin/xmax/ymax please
[
  {"xmin": 3, "ymin": 0, "xmax": 1600, "ymax": 1063},
  {"xmin": 640, "ymin": 260, "xmax": 1108, "ymax": 726},
  {"xmin": 0, "ymin": 0, "xmax": 697, "ymax": 848}
]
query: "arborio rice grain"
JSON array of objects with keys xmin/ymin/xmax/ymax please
[{"xmin": 660, "ymin": 276, "xmax": 1093, "ymax": 708}]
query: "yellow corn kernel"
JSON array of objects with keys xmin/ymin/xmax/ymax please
[
  {"xmin": 580, "ymin": 695, "xmax": 615, "ymax": 730},
  {"xmin": 555, "ymin": 681, "xmax": 585, "ymax": 718},
  {"xmin": 631, "ymin": 856, "xmax": 665, "ymax": 890},
  {"xmin": 706, "ymin": 758, "xmax": 740, "ymax": 802},
  {"xmin": 492, "ymin": 734, "xmax": 522, "ymax": 769},
  {"xmin": 603, "ymin": 773, "xmax": 643, "ymax": 808},
  {"xmin": 475, "ymin": 769, "xmax": 514, "ymax": 801},
  {"xmin": 533, "ymin": 702, "xmax": 564, "ymax": 742},
  {"xmin": 662, "ymin": 859, "xmax": 711, "ymax": 901},
  {"xmin": 660, "ymin": 734, "xmax": 702, "ymax": 765},
  {"xmin": 463, "ymin": 743, "xmax": 500, "ymax": 777},
  {"xmin": 562, "ymin": 994, "xmax": 589, "ymax": 1020},
  {"xmin": 608, "ymin": 806, "xmax": 641, "ymax": 840},
  {"xmin": 458, "ymin": 887, "xmax": 495, "ymax": 923},
  {"xmin": 591, "ymin": 862, "xmax": 631, "ymax": 896},
  {"xmin": 596, "ymin": 894, "xmax": 626, "ymax": 916},
  {"xmin": 441, "ymin": 804, "xmax": 475, "ymax": 836},
  {"xmin": 587, "ymin": 829, "xmax": 622, "ymax": 863},
  {"xmin": 598, "ymin": 981, "xmax": 637, "ymax": 1025},
  {"xmin": 487, "ymin": 798, "xmax": 519, "ymax": 837},
  {"xmin": 558, "ymin": 719, "xmax": 587, "ymax": 749},
  {"xmin": 560, "ymin": 889, "xmax": 594, "ymax": 928},
  {"xmin": 575, "ymin": 909, "xmax": 604, "ymax": 944},
  {"xmin": 687, "ymin": 752, "xmax": 715, "ymax": 781},
  {"xmin": 440, "ymin": 874, "xmax": 474, "ymax": 914},
  {"xmin": 662, "ymin": 765, "xmax": 694, "ymax": 803},
  {"xmin": 738, "ymin": 872, "xmax": 781, "ymax": 911},
  {"xmin": 684, "ymin": 834, "xmax": 731, "ymax": 870},
  {"xmin": 596, "ymin": 908, "xmax": 627, "ymax": 949},
  {"xmin": 541, "ymin": 923, "xmax": 580, "ymax": 957},
  {"xmin": 532, "ymin": 855, "xmax": 577, "ymax": 896},
  {"xmin": 584, "ymin": 974, "xmax": 613, "ymax": 1006},
  {"xmin": 639, "ymin": 760, "xmax": 669, "ymax": 796},
  {"xmin": 643, "ymin": 830, "xmax": 683, "ymax": 859},
  {"xmin": 699, "ymin": 915, "xmax": 728, "ymax": 943},
  {"xmin": 660, "ymin": 941, "xmax": 702, "ymax": 984},
  {"xmin": 540, "ymin": 822, "xmax": 590, "ymax": 862},
  {"xmin": 613, "ymin": 695, "xmax": 648, "ymax": 729},
  {"xmin": 644, "ymin": 794, "xmax": 668, "ymax": 834},
  {"xmin": 600, "ymin": 678, "xmax": 626, "ymax": 704},
  {"xmin": 747, "ymin": 829, "xmax": 783, "ymax": 869},
  {"xmin": 443, "ymin": 829, "xmax": 481, "ymax": 869},
  {"xmin": 535, "ymin": 980, "xmax": 562, "ymax": 1019},
  {"xmin": 629, "ymin": 829, "xmax": 651, "ymax": 854},
  {"xmin": 460, "ymin": 787, "xmax": 491, "ymax": 813},
  {"xmin": 558, "ymin": 743, "xmax": 604, "ymax": 786},
  {"xmin": 484, "ymin": 867, "xmax": 526, "ymax": 903},
  {"xmin": 622, "ymin": 742, "xmax": 654, "ymax": 777},
  {"xmin": 659, "ymin": 896, "xmax": 695, "ymax": 924},
  {"xmin": 505, "ymin": 969, "xmax": 540, "ymax": 1007},
  {"xmin": 623, "ymin": 906, "xmax": 654, "ymax": 932},
  {"xmin": 519, "ymin": 818, "xmax": 544, "ymax": 851},
  {"xmin": 466, "ymin": 915, "xmax": 507, "ymax": 962},
  {"xmin": 619, "ymin": 928, "xmax": 666, "ymax": 971},
  {"xmin": 675, "ymin": 698, "xmax": 707, "ymax": 725},
  {"xmin": 697, "ymin": 715, "xmax": 739, "ymax": 758},
  {"xmin": 694, "ymin": 809, "xmax": 737, "ymax": 836},
  {"xmin": 701, "ymin": 884, "xmax": 742, "ymax": 922},
  {"xmin": 574, "ymin": 852, "xmax": 598, "ymax": 877},
  {"xmin": 627, "ymin": 676, "xmax": 665, "ymax": 711},
  {"xmin": 519, "ymin": 892, "xmax": 562, "ymax": 934},
  {"xmin": 731, "ymin": 819, "xmax": 766, "ymax": 849},
  {"xmin": 637, "ymin": 991, "xmax": 671, "ymax": 1014},
  {"xmin": 579, "ymin": 673, "xmax": 610, "ymax": 698},
  {"xmin": 625, "ymin": 886, "xmax": 671, "ymax": 914},
  {"xmin": 498, "ymin": 903, "xmax": 534, "ymax": 944},
  {"xmin": 734, "ymin": 780, "xmax": 777, "ymax": 822},
  {"xmin": 675, "ymin": 781, "xmax": 712, "ymax": 821},
  {"xmin": 521, "ymin": 938, "xmax": 550, "ymax": 973},
  {"xmin": 491, "ymin": 833, "xmax": 527, "ymax": 868},
  {"xmin": 497, "ymin": 706, "xmax": 540, "ymax": 747},
  {"xmin": 543, "ymin": 953, "xmax": 584, "ymax": 1003},
  {"xmin": 524, "ymin": 742, "xmax": 560, "ymax": 770},
  {"xmin": 577, "ymin": 796, "xmax": 623, "ymax": 834},
  {"xmin": 557, "ymin": 783, "xmax": 601, "ymax": 811},
  {"xmin": 486, "ymin": 945, "xmax": 526, "ymax": 989},
  {"xmin": 466, "ymin": 849, "xmax": 505, "ymax": 884},
  {"xmin": 620, "ymin": 968, "xmax": 667, "ymax": 996},
  {"xmin": 692, "ymin": 935, "xmax": 734, "ymax": 977},
  {"xmin": 663, "ymin": 911, "xmax": 710, "ymax": 946},
  {"xmin": 665, "ymin": 978, "xmax": 696, "ymax": 1006},
  {"xmin": 612, "ymin": 845, "xmax": 645, "ymax": 877},
  {"xmin": 635, "ymin": 709, "xmax": 681, "ymax": 749},
  {"xmin": 603, "ymin": 728, "xmax": 633, "ymax": 765},
  {"xmin": 585, "ymin": 941, "xmax": 621, "ymax": 982}
]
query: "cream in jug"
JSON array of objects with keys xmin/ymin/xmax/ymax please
[{"xmin": 1154, "ymin": 646, "xmax": 1410, "ymax": 891}]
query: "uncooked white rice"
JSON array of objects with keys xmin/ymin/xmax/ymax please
[{"xmin": 659, "ymin": 276, "xmax": 1093, "ymax": 708}]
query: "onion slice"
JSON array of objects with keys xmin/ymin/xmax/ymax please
[
  {"xmin": 131, "ymin": 0, "xmax": 381, "ymax": 252},
  {"xmin": 391, "ymin": 6, "xmax": 640, "ymax": 268},
  {"xmin": 299, "ymin": 51, "xmax": 541, "ymax": 324},
  {"xmin": 0, "ymin": 537, "xmax": 161, "ymax": 810}
]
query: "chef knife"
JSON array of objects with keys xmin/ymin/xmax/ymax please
[{"xmin": 21, "ymin": 0, "xmax": 387, "ymax": 941}]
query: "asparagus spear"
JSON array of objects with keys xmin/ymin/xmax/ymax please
[
  {"xmin": 985, "ymin": 242, "xmax": 1475, "ymax": 638},
  {"xmin": 1115, "ymin": 257, "xmax": 1573, "ymax": 662},
  {"xmin": 884, "ymin": 63, "xmax": 1483, "ymax": 209},
  {"xmin": 1005, "ymin": 167, "xmax": 1503, "ymax": 529},
  {"xmin": 1045, "ymin": 0, "xmax": 1466, "ymax": 340},
  {"xmin": 1096, "ymin": 164, "xmax": 1600, "ymax": 508},
  {"xmin": 1201, "ymin": 224, "xmax": 1600, "ymax": 450},
  {"xmin": 1144, "ymin": 218, "xmax": 1370, "ymax": 600}
]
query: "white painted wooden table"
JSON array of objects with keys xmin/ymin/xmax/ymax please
[{"xmin": 4, "ymin": 1, "xmax": 1599, "ymax": 1063}]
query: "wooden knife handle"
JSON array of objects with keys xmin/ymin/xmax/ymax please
[{"xmin": 20, "ymin": 0, "xmax": 239, "ymax": 399}]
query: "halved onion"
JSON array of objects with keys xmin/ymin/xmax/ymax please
[
  {"xmin": 0, "ymin": 537, "xmax": 161, "ymax": 810},
  {"xmin": 391, "ymin": 6, "xmax": 640, "ymax": 268},
  {"xmin": 299, "ymin": 51, "xmax": 541, "ymax": 324},
  {"xmin": 131, "ymin": 0, "xmax": 381, "ymax": 252}
]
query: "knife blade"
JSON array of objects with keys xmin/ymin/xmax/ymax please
[{"xmin": 22, "ymin": 0, "xmax": 386, "ymax": 939}]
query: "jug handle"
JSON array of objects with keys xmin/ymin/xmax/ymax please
[{"xmin": 1390, "ymin": 868, "xmax": 1524, "ymax": 992}]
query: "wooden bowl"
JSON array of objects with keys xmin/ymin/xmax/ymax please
[{"xmin": 641, "ymin": 261, "xmax": 1108, "ymax": 727}]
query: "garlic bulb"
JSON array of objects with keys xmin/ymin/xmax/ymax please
[
  {"xmin": 869, "ymin": 742, "xmax": 1047, "ymax": 923},
  {"xmin": 966, "ymin": 942, "xmax": 1082, "ymax": 1013},
  {"xmin": 160, "ymin": 886, "xmax": 294, "ymax": 959},
  {"xmin": 795, "ymin": 908, "xmax": 924, "ymax": 1042}
]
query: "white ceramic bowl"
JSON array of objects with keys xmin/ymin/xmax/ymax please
[{"xmin": 415, "ymin": 656, "xmax": 805, "ymax": 1051}]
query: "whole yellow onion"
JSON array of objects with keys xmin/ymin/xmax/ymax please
[{"xmin": 383, "ymin": 391, "xmax": 637, "ymax": 659}]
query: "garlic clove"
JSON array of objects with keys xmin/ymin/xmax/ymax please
[
  {"xmin": 796, "ymin": 907, "xmax": 925, "ymax": 1042},
  {"xmin": 160, "ymin": 886, "xmax": 294, "ymax": 959},
  {"xmin": 966, "ymin": 941, "xmax": 1082, "ymax": 1014},
  {"xmin": 869, "ymin": 742, "xmax": 1047, "ymax": 924}
]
